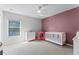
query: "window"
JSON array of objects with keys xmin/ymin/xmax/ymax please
[{"xmin": 8, "ymin": 20, "xmax": 20, "ymax": 36}]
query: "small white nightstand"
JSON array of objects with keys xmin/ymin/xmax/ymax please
[{"xmin": 25, "ymin": 32, "xmax": 36, "ymax": 41}]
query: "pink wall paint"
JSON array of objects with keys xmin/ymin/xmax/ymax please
[{"xmin": 42, "ymin": 7, "xmax": 79, "ymax": 44}]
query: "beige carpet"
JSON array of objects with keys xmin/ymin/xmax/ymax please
[{"xmin": 3, "ymin": 41, "xmax": 73, "ymax": 55}]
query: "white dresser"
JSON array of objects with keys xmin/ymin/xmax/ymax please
[
  {"xmin": 73, "ymin": 32, "xmax": 79, "ymax": 55},
  {"xmin": 25, "ymin": 32, "xmax": 36, "ymax": 41}
]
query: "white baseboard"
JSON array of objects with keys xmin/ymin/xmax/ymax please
[{"xmin": 65, "ymin": 43, "xmax": 73, "ymax": 47}]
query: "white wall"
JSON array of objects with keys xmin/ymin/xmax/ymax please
[
  {"xmin": 0, "ymin": 9, "xmax": 3, "ymax": 43},
  {"xmin": 0, "ymin": 10, "xmax": 2, "ymax": 42},
  {"xmin": 2, "ymin": 11, "xmax": 42, "ymax": 46}
]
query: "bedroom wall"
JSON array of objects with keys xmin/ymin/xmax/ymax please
[
  {"xmin": 42, "ymin": 7, "xmax": 79, "ymax": 44},
  {"xmin": 2, "ymin": 11, "xmax": 42, "ymax": 46},
  {"xmin": 0, "ymin": 10, "xmax": 2, "ymax": 42}
]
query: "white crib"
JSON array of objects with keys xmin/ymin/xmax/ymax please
[{"xmin": 45, "ymin": 32, "xmax": 66, "ymax": 45}]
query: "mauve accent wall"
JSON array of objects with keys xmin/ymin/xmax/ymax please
[{"xmin": 42, "ymin": 7, "xmax": 79, "ymax": 44}]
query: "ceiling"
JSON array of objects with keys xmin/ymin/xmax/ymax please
[{"xmin": 0, "ymin": 4, "xmax": 79, "ymax": 19}]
